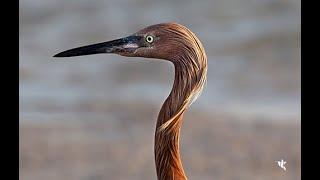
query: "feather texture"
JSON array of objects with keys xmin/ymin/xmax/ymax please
[{"xmin": 146, "ymin": 23, "xmax": 207, "ymax": 180}]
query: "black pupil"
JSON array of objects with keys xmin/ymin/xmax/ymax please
[{"xmin": 147, "ymin": 37, "xmax": 152, "ymax": 42}]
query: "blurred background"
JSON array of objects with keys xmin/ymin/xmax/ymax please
[{"xmin": 19, "ymin": 0, "xmax": 301, "ymax": 179}]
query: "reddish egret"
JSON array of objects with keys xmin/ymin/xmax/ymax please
[{"xmin": 54, "ymin": 23, "xmax": 207, "ymax": 180}]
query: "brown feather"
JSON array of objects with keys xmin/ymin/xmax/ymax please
[{"xmin": 136, "ymin": 23, "xmax": 207, "ymax": 180}]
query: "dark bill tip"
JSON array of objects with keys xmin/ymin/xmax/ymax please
[
  {"xmin": 53, "ymin": 41, "xmax": 111, "ymax": 58},
  {"xmin": 53, "ymin": 51, "xmax": 73, "ymax": 57}
]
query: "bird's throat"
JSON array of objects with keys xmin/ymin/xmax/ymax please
[{"xmin": 154, "ymin": 61, "xmax": 206, "ymax": 180}]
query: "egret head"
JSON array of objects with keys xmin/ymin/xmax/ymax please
[{"xmin": 54, "ymin": 23, "xmax": 206, "ymax": 65}]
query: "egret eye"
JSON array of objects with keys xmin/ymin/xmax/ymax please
[{"xmin": 145, "ymin": 35, "xmax": 154, "ymax": 43}]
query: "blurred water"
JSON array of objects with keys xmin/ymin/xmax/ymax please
[{"xmin": 20, "ymin": 0, "xmax": 300, "ymax": 122}]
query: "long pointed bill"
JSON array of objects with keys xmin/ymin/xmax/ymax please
[{"xmin": 53, "ymin": 35, "xmax": 142, "ymax": 57}]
